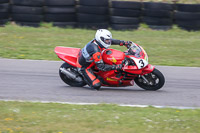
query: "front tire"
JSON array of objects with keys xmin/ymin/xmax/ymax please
[
  {"xmin": 59, "ymin": 63, "xmax": 86, "ymax": 87},
  {"xmin": 134, "ymin": 68, "xmax": 165, "ymax": 91}
]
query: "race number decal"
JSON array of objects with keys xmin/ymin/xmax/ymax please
[
  {"xmin": 130, "ymin": 57, "xmax": 148, "ymax": 69},
  {"xmin": 139, "ymin": 59, "xmax": 145, "ymax": 68}
]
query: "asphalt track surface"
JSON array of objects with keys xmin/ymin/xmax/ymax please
[{"xmin": 0, "ymin": 58, "xmax": 200, "ymax": 108}]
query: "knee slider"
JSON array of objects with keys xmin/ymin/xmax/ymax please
[{"xmin": 92, "ymin": 82, "xmax": 101, "ymax": 90}]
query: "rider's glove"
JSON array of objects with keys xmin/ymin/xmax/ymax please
[
  {"xmin": 111, "ymin": 64, "xmax": 122, "ymax": 71},
  {"xmin": 120, "ymin": 41, "xmax": 132, "ymax": 48},
  {"xmin": 115, "ymin": 64, "xmax": 123, "ymax": 71}
]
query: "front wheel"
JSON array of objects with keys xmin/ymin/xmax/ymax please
[{"xmin": 134, "ymin": 68, "xmax": 165, "ymax": 91}]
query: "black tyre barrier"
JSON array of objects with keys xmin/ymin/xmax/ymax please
[
  {"xmin": 0, "ymin": 12, "xmax": 9, "ymax": 19},
  {"xmin": 77, "ymin": 5, "xmax": 108, "ymax": 15},
  {"xmin": 78, "ymin": 22, "xmax": 109, "ymax": 29},
  {"xmin": 111, "ymin": 1, "xmax": 142, "ymax": 10},
  {"xmin": 111, "ymin": 24, "xmax": 139, "ymax": 30},
  {"xmin": 178, "ymin": 25, "xmax": 200, "ymax": 31},
  {"xmin": 176, "ymin": 20, "xmax": 200, "ymax": 27},
  {"xmin": 0, "ymin": 19, "xmax": 8, "ymax": 25},
  {"xmin": 142, "ymin": 9, "xmax": 173, "ymax": 18},
  {"xmin": 15, "ymin": 21, "xmax": 40, "ymax": 27},
  {"xmin": 110, "ymin": 8, "xmax": 141, "ymax": 17},
  {"xmin": 2, "ymin": 1, "xmax": 200, "ymax": 31},
  {"xmin": 79, "ymin": 0, "xmax": 108, "ymax": 6},
  {"xmin": 44, "ymin": 0, "xmax": 76, "ymax": 26},
  {"xmin": 174, "ymin": 11, "xmax": 200, "ymax": 20},
  {"xmin": 11, "ymin": 0, "xmax": 44, "ymax": 25},
  {"xmin": 148, "ymin": 25, "xmax": 172, "ymax": 30},
  {"xmin": 143, "ymin": 17, "xmax": 173, "ymax": 26},
  {"xmin": 11, "ymin": 0, "xmax": 44, "ymax": 27},
  {"xmin": 144, "ymin": 2, "xmax": 173, "ymax": 11},
  {"xmin": 110, "ymin": 1, "xmax": 141, "ymax": 30},
  {"xmin": 44, "ymin": 14, "xmax": 76, "ymax": 22},
  {"xmin": 77, "ymin": 0, "xmax": 108, "ymax": 29},
  {"xmin": 11, "ymin": 0, "xmax": 44, "ymax": 7},
  {"xmin": 110, "ymin": 16, "xmax": 140, "ymax": 24},
  {"xmin": 0, "ymin": 0, "xmax": 9, "ymax": 4},
  {"xmin": 12, "ymin": 14, "xmax": 43, "ymax": 22},
  {"xmin": 44, "ymin": 6, "xmax": 76, "ymax": 14},
  {"xmin": 11, "ymin": 5, "xmax": 43, "ymax": 14},
  {"xmin": 0, "ymin": 2, "xmax": 9, "ymax": 26},
  {"xmin": 77, "ymin": 13, "xmax": 108, "ymax": 23},
  {"xmin": 0, "ymin": 3, "xmax": 10, "ymax": 12},
  {"xmin": 176, "ymin": 20, "xmax": 200, "ymax": 31},
  {"xmin": 176, "ymin": 4, "xmax": 200, "ymax": 12},
  {"xmin": 142, "ymin": 2, "xmax": 173, "ymax": 30},
  {"xmin": 175, "ymin": 10, "xmax": 200, "ymax": 31},
  {"xmin": 45, "ymin": 0, "xmax": 75, "ymax": 6},
  {"xmin": 52, "ymin": 22, "xmax": 77, "ymax": 28}
]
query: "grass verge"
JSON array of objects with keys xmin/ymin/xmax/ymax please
[
  {"xmin": 0, "ymin": 101, "xmax": 200, "ymax": 133},
  {"xmin": 0, "ymin": 24, "xmax": 200, "ymax": 67}
]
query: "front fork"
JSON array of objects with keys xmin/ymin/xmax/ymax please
[
  {"xmin": 138, "ymin": 64, "xmax": 155, "ymax": 85},
  {"xmin": 140, "ymin": 75, "xmax": 150, "ymax": 85}
]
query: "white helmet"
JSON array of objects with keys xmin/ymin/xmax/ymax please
[{"xmin": 95, "ymin": 29, "xmax": 112, "ymax": 49}]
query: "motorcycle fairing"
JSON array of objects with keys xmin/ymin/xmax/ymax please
[
  {"xmin": 54, "ymin": 46, "xmax": 80, "ymax": 67},
  {"xmin": 102, "ymin": 49, "xmax": 125, "ymax": 65},
  {"xmin": 123, "ymin": 65, "xmax": 143, "ymax": 74},
  {"xmin": 130, "ymin": 56, "xmax": 148, "ymax": 69},
  {"xmin": 94, "ymin": 70, "xmax": 134, "ymax": 87},
  {"xmin": 123, "ymin": 64, "xmax": 154, "ymax": 75}
]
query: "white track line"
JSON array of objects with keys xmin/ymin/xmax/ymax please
[{"xmin": 0, "ymin": 99, "xmax": 199, "ymax": 110}]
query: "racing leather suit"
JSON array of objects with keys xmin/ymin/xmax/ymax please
[{"xmin": 77, "ymin": 39, "xmax": 125, "ymax": 89}]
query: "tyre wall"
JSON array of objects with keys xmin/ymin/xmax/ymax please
[
  {"xmin": 44, "ymin": 0, "xmax": 76, "ymax": 28},
  {"xmin": 11, "ymin": 0, "xmax": 44, "ymax": 27},
  {"xmin": 1, "ymin": 0, "xmax": 200, "ymax": 31},
  {"xmin": 77, "ymin": 0, "xmax": 109, "ymax": 29},
  {"xmin": 174, "ymin": 4, "xmax": 200, "ymax": 31},
  {"xmin": 0, "ymin": 0, "xmax": 10, "ymax": 26},
  {"xmin": 142, "ymin": 2, "xmax": 174, "ymax": 30},
  {"xmin": 110, "ymin": 1, "xmax": 142, "ymax": 30}
]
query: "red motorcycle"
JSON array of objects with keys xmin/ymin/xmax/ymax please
[{"xmin": 54, "ymin": 42, "xmax": 165, "ymax": 90}]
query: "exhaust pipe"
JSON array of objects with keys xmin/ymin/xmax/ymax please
[{"xmin": 60, "ymin": 67, "xmax": 83, "ymax": 82}]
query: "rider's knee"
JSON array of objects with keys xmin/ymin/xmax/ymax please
[{"xmin": 92, "ymin": 82, "xmax": 101, "ymax": 90}]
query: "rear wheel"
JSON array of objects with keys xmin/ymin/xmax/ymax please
[
  {"xmin": 59, "ymin": 63, "xmax": 86, "ymax": 87},
  {"xmin": 134, "ymin": 68, "xmax": 165, "ymax": 91}
]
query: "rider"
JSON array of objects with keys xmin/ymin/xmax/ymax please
[{"xmin": 77, "ymin": 29, "xmax": 132, "ymax": 90}]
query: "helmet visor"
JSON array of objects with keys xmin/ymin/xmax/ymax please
[{"xmin": 100, "ymin": 37, "xmax": 111, "ymax": 45}]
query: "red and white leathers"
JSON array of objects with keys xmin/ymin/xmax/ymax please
[{"xmin": 77, "ymin": 39, "xmax": 127, "ymax": 90}]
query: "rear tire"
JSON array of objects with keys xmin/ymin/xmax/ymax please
[
  {"xmin": 134, "ymin": 68, "xmax": 165, "ymax": 91},
  {"xmin": 59, "ymin": 63, "xmax": 86, "ymax": 87}
]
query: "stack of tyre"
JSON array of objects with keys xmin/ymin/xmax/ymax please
[
  {"xmin": 11, "ymin": 0, "xmax": 44, "ymax": 27},
  {"xmin": 110, "ymin": 1, "xmax": 142, "ymax": 30},
  {"xmin": 0, "ymin": 0, "xmax": 10, "ymax": 26},
  {"xmin": 77, "ymin": 0, "xmax": 109, "ymax": 29},
  {"xmin": 142, "ymin": 2, "xmax": 173, "ymax": 30},
  {"xmin": 44, "ymin": 0, "xmax": 76, "ymax": 28},
  {"xmin": 174, "ymin": 4, "xmax": 200, "ymax": 31}
]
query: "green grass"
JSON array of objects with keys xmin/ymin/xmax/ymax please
[
  {"xmin": 0, "ymin": 101, "xmax": 200, "ymax": 133},
  {"xmin": 0, "ymin": 24, "xmax": 200, "ymax": 67}
]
